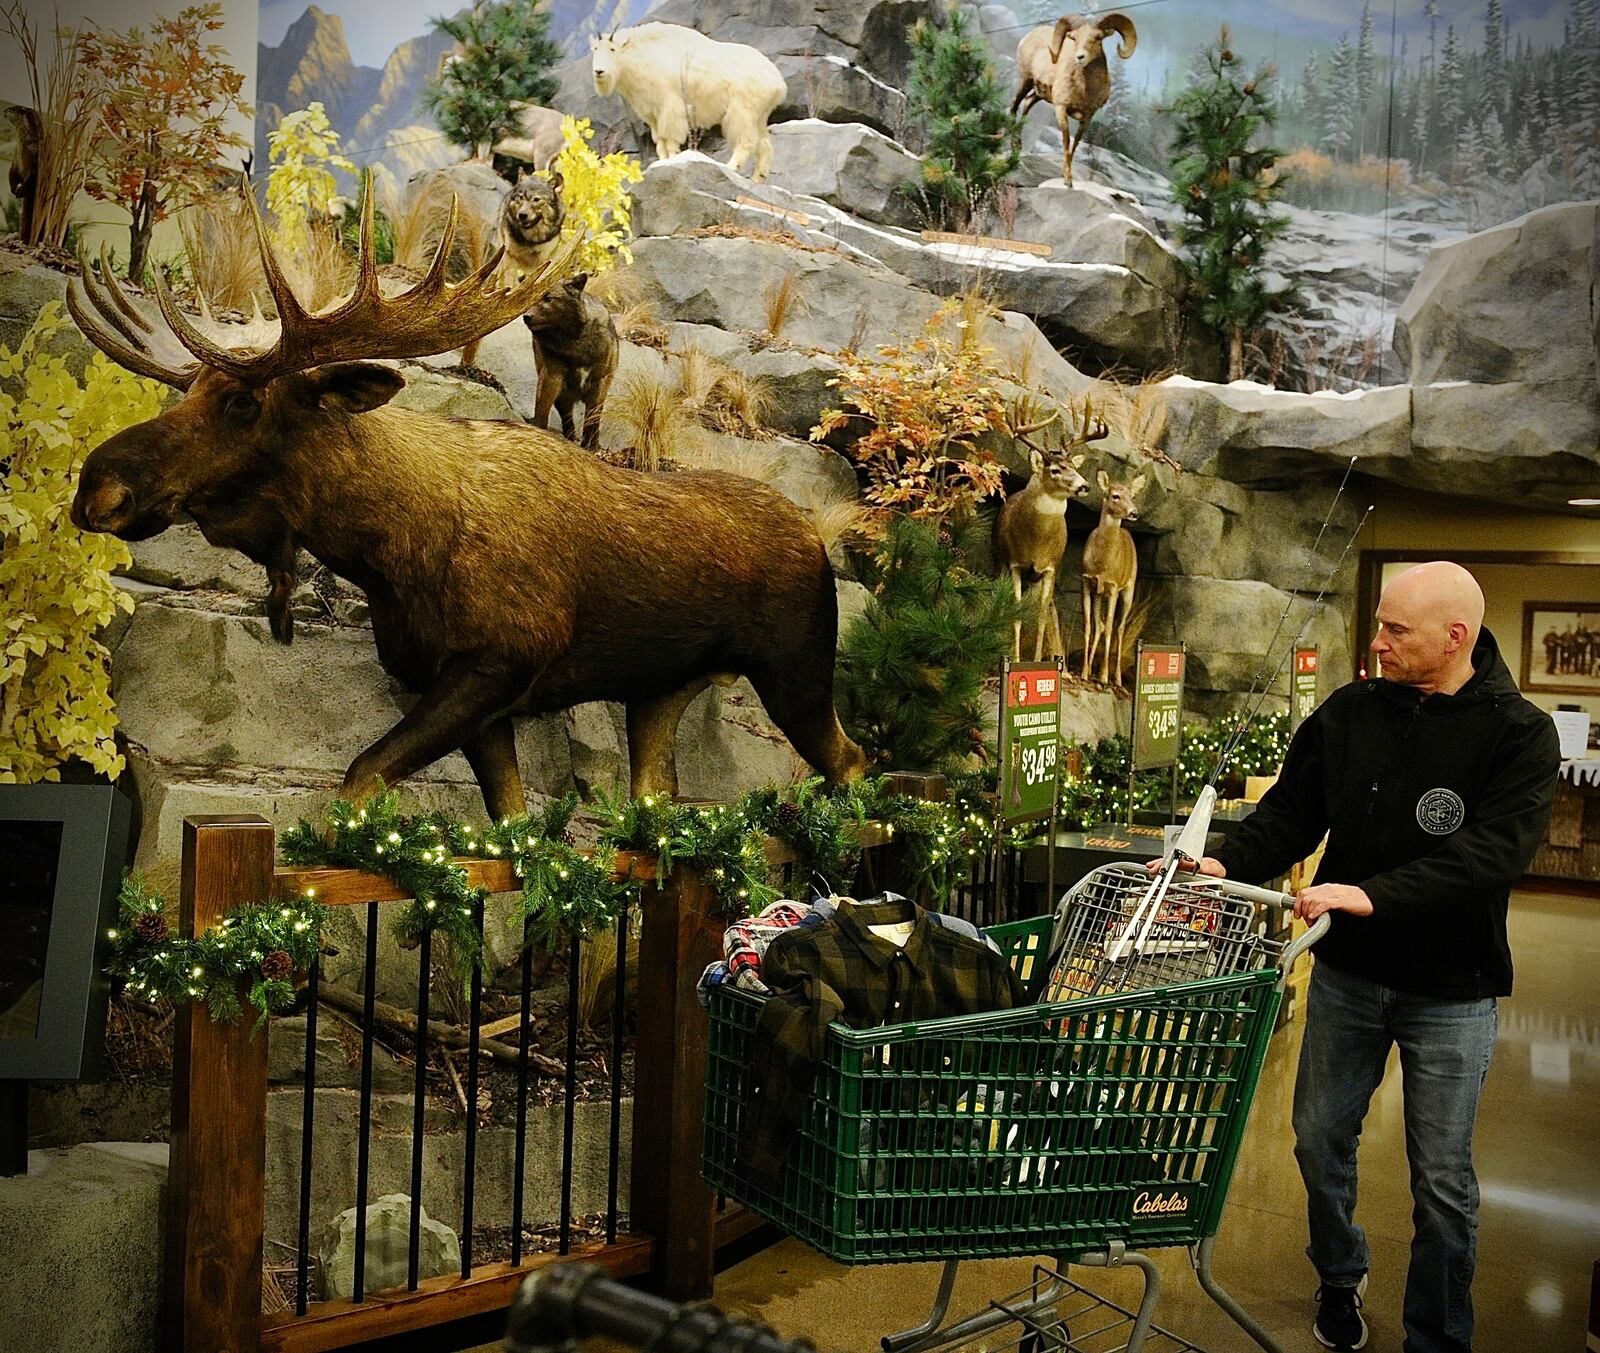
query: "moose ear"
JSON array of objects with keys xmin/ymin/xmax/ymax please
[
  {"xmin": 1096, "ymin": 468, "xmax": 1110, "ymax": 491},
  {"xmin": 305, "ymin": 362, "xmax": 405, "ymax": 414}
]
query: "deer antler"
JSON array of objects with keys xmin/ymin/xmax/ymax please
[
  {"xmin": 120, "ymin": 171, "xmax": 579, "ymax": 387},
  {"xmin": 1065, "ymin": 394, "xmax": 1110, "ymax": 446},
  {"xmin": 1004, "ymin": 398, "xmax": 1062, "ymax": 457}
]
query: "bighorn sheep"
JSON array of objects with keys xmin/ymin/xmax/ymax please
[
  {"xmin": 1011, "ymin": 14, "xmax": 1138, "ymax": 187},
  {"xmin": 66, "ymin": 178, "xmax": 865, "ymax": 819},
  {"xmin": 995, "ymin": 400, "xmax": 1104, "ymax": 661},
  {"xmin": 1080, "ymin": 469, "xmax": 1146, "ymax": 686},
  {"xmin": 590, "ymin": 23, "xmax": 787, "ymax": 181}
]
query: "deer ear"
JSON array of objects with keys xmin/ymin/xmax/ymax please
[
  {"xmin": 1130, "ymin": 473, "xmax": 1148, "ymax": 494},
  {"xmin": 304, "ymin": 362, "xmax": 405, "ymax": 414},
  {"xmin": 1096, "ymin": 468, "xmax": 1109, "ymax": 491},
  {"xmin": 1071, "ymin": 453, "xmax": 1085, "ymax": 468},
  {"xmin": 1029, "ymin": 448, "xmax": 1045, "ymax": 474}
]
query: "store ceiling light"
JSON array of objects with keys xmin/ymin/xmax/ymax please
[{"xmin": 1567, "ymin": 497, "xmax": 1600, "ymax": 506}]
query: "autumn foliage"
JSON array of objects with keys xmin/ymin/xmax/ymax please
[
  {"xmin": 79, "ymin": 2, "xmax": 251, "ymax": 281},
  {"xmin": 811, "ymin": 304, "xmax": 1012, "ymax": 529}
]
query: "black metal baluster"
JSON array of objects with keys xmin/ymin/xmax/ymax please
[
  {"xmin": 606, "ymin": 906, "xmax": 628, "ymax": 1245},
  {"xmin": 560, "ymin": 929, "xmax": 580, "ymax": 1255},
  {"xmin": 407, "ymin": 929, "xmax": 432, "ymax": 1291},
  {"xmin": 295, "ymin": 954, "xmax": 321, "ymax": 1315},
  {"xmin": 510, "ymin": 918, "xmax": 533, "ymax": 1265},
  {"xmin": 461, "ymin": 899, "xmax": 484, "ymax": 1278},
  {"xmin": 353, "ymin": 902, "xmax": 379, "ymax": 1304}
]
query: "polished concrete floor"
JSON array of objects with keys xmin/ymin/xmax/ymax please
[{"xmin": 483, "ymin": 886, "xmax": 1600, "ymax": 1352}]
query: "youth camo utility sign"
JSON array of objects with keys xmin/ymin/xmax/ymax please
[{"xmin": 1000, "ymin": 661, "xmax": 1061, "ymax": 825}]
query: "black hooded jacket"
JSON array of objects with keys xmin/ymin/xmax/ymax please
[{"xmin": 1213, "ymin": 628, "xmax": 1560, "ymax": 999}]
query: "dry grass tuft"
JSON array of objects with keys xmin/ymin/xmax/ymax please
[
  {"xmin": 762, "ymin": 269, "xmax": 806, "ymax": 339},
  {"xmin": 577, "ymin": 912, "xmax": 639, "ymax": 1030},
  {"xmin": 179, "ymin": 196, "xmax": 268, "ymax": 312},
  {"xmin": 801, "ymin": 488, "xmax": 872, "ymax": 556},
  {"xmin": 591, "ymin": 264, "xmax": 670, "ymax": 348},
  {"xmin": 606, "ymin": 363, "xmax": 704, "ymax": 471},
  {"xmin": 278, "ymin": 225, "xmax": 356, "ymax": 315},
  {"xmin": 668, "ymin": 345, "xmax": 773, "ymax": 438},
  {"xmin": 1099, "ymin": 377, "xmax": 1176, "ymax": 467},
  {"xmin": 675, "ymin": 438, "xmax": 784, "ymax": 486}
]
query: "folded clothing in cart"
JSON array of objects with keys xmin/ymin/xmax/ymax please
[{"xmin": 737, "ymin": 893, "xmax": 1026, "ymax": 1185}]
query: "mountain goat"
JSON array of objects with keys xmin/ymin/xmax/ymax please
[
  {"xmin": 1011, "ymin": 13, "xmax": 1138, "ymax": 187},
  {"xmin": 590, "ymin": 23, "xmax": 787, "ymax": 181}
]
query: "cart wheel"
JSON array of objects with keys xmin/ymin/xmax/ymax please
[{"xmin": 1019, "ymin": 1310, "xmax": 1068, "ymax": 1353}]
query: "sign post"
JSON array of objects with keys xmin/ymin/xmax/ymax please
[
  {"xmin": 1290, "ymin": 647, "xmax": 1320, "ymax": 733},
  {"xmin": 1128, "ymin": 643, "xmax": 1186, "ymax": 829},
  {"xmin": 998, "ymin": 660, "xmax": 1063, "ymax": 917}
]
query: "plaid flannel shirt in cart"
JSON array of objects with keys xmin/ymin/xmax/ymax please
[{"xmin": 738, "ymin": 894, "xmax": 1025, "ymax": 1184}]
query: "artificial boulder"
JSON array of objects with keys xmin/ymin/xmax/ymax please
[
  {"xmin": 318, "ymin": 1194, "xmax": 460, "ymax": 1300},
  {"xmin": 1394, "ymin": 201, "xmax": 1598, "ymax": 388},
  {"xmin": 765, "ymin": 119, "xmax": 926, "ymax": 227}
]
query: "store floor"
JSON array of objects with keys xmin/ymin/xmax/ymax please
[{"xmin": 479, "ymin": 886, "xmax": 1600, "ymax": 1353}]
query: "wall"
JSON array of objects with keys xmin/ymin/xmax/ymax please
[{"xmin": 1366, "ymin": 483, "xmax": 1600, "ymax": 555}]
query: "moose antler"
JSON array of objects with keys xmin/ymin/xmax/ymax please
[
  {"xmin": 71, "ymin": 170, "xmax": 581, "ymax": 389},
  {"xmin": 67, "ymin": 242, "xmax": 202, "ymax": 389}
]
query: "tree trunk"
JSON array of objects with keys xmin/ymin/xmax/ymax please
[
  {"xmin": 126, "ymin": 184, "xmax": 157, "ymax": 284},
  {"xmin": 1228, "ymin": 328, "xmax": 1244, "ymax": 382}
]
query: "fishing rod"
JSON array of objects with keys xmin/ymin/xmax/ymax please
[{"xmin": 1109, "ymin": 480, "xmax": 1372, "ymax": 960}]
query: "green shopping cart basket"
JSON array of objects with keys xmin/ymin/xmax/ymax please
[{"xmin": 701, "ymin": 864, "xmax": 1326, "ymax": 1353}]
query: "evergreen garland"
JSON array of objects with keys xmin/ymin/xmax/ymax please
[
  {"xmin": 904, "ymin": 9, "xmax": 1023, "ymax": 225},
  {"xmin": 421, "ymin": 0, "xmax": 563, "ymax": 157},
  {"xmin": 106, "ymin": 874, "xmax": 325, "ymax": 1025},
  {"xmin": 1168, "ymin": 27, "xmax": 1295, "ymax": 381}
]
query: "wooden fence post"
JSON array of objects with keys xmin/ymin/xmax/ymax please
[
  {"xmin": 629, "ymin": 863, "xmax": 726, "ymax": 1301},
  {"xmin": 168, "ymin": 816, "xmax": 276, "ymax": 1353}
]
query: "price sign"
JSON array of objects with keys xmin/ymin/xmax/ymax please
[
  {"xmin": 1132, "ymin": 645, "xmax": 1185, "ymax": 771},
  {"xmin": 999, "ymin": 661, "xmax": 1062, "ymax": 825},
  {"xmin": 1290, "ymin": 647, "xmax": 1319, "ymax": 733}
]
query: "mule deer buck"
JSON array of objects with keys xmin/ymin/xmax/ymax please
[
  {"xmin": 1080, "ymin": 469, "xmax": 1147, "ymax": 686},
  {"xmin": 67, "ymin": 175, "xmax": 866, "ymax": 819},
  {"xmin": 995, "ymin": 399, "xmax": 1104, "ymax": 661}
]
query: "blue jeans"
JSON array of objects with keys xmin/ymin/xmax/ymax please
[{"xmin": 1292, "ymin": 960, "xmax": 1498, "ymax": 1353}]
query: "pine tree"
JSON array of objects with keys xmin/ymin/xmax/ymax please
[
  {"xmin": 1300, "ymin": 50, "xmax": 1324, "ymax": 141},
  {"xmin": 905, "ymin": 9, "xmax": 1022, "ymax": 225},
  {"xmin": 834, "ymin": 516, "xmax": 1020, "ymax": 774},
  {"xmin": 1456, "ymin": 117, "xmax": 1486, "ymax": 184},
  {"xmin": 1480, "ymin": 109, "xmax": 1509, "ymax": 177},
  {"xmin": 1412, "ymin": 67, "xmax": 1433, "ymax": 174},
  {"xmin": 1483, "ymin": 0, "xmax": 1507, "ymax": 121},
  {"xmin": 1439, "ymin": 24, "xmax": 1466, "ymax": 172},
  {"xmin": 1355, "ymin": 1, "xmax": 1376, "ymax": 157},
  {"xmin": 1168, "ymin": 28, "xmax": 1293, "ymax": 382},
  {"xmin": 1569, "ymin": 0, "xmax": 1600, "ymax": 145},
  {"xmin": 422, "ymin": 0, "xmax": 562, "ymax": 160},
  {"xmin": 1324, "ymin": 35, "xmax": 1356, "ymax": 158}
]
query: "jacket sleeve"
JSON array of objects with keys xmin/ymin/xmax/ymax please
[
  {"xmin": 1212, "ymin": 708, "xmax": 1331, "ymax": 886},
  {"xmin": 1360, "ymin": 714, "xmax": 1561, "ymax": 920},
  {"xmin": 737, "ymin": 942, "xmax": 844, "ymax": 1185}
]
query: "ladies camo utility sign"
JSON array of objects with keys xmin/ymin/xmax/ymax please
[{"xmin": 1132, "ymin": 645, "xmax": 1186, "ymax": 770}]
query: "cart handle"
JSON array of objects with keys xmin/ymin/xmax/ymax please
[
  {"xmin": 504, "ymin": 1262, "xmax": 816, "ymax": 1353},
  {"xmin": 1199, "ymin": 875, "xmax": 1330, "ymax": 983}
]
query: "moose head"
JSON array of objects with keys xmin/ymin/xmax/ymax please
[{"xmin": 68, "ymin": 176, "xmax": 865, "ymax": 819}]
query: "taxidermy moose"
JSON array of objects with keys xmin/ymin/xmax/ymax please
[{"xmin": 68, "ymin": 178, "xmax": 866, "ymax": 819}]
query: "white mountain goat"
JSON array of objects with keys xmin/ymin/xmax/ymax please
[
  {"xmin": 589, "ymin": 23, "xmax": 787, "ymax": 182},
  {"xmin": 1011, "ymin": 13, "xmax": 1138, "ymax": 187}
]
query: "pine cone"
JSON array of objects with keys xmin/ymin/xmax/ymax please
[
  {"xmin": 135, "ymin": 911, "xmax": 168, "ymax": 945},
  {"xmin": 559, "ymin": 829, "xmax": 577, "ymax": 846},
  {"xmin": 776, "ymin": 802, "xmax": 802, "ymax": 827},
  {"xmin": 260, "ymin": 950, "xmax": 293, "ymax": 982}
]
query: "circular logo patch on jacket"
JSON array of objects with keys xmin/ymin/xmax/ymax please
[{"xmin": 1417, "ymin": 788, "xmax": 1466, "ymax": 836}]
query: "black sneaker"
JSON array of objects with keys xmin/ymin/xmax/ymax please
[{"xmin": 1313, "ymin": 1276, "xmax": 1368, "ymax": 1351}]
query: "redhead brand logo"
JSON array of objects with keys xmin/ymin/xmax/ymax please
[
  {"xmin": 1417, "ymin": 788, "xmax": 1466, "ymax": 836},
  {"xmin": 1127, "ymin": 1184, "xmax": 1197, "ymax": 1228}
]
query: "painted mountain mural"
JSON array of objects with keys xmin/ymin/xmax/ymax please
[{"xmin": 254, "ymin": 1, "xmax": 659, "ymax": 184}]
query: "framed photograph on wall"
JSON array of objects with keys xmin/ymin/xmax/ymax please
[{"xmin": 1522, "ymin": 602, "xmax": 1600, "ymax": 694}]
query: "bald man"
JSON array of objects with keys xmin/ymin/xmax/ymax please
[{"xmin": 1187, "ymin": 562, "xmax": 1559, "ymax": 1353}]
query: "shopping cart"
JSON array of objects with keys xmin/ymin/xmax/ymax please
[
  {"xmin": 504, "ymin": 1261, "xmax": 816, "ymax": 1352},
  {"xmin": 700, "ymin": 861, "xmax": 1326, "ymax": 1353}
]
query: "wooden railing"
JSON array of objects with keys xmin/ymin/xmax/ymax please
[{"xmin": 165, "ymin": 815, "xmax": 771, "ymax": 1353}]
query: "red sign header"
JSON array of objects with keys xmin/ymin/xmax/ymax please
[
  {"xmin": 1008, "ymin": 667, "xmax": 1060, "ymax": 708},
  {"xmin": 1295, "ymin": 649, "xmax": 1318, "ymax": 675},
  {"xmin": 1141, "ymin": 649, "xmax": 1184, "ymax": 680}
]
